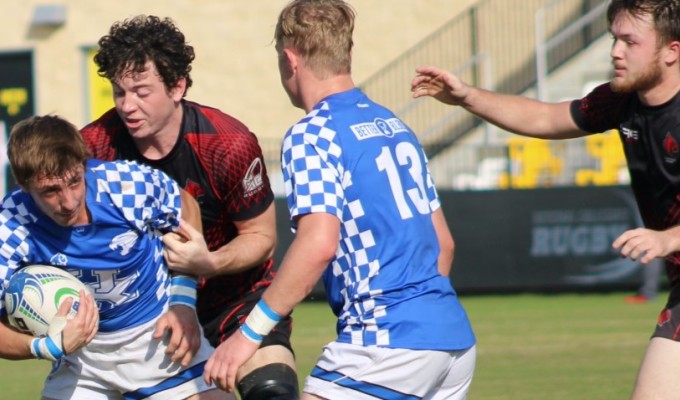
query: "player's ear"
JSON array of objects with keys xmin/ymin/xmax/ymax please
[
  {"xmin": 663, "ymin": 39, "xmax": 680, "ymax": 65},
  {"xmin": 170, "ymin": 77, "xmax": 187, "ymax": 101},
  {"xmin": 281, "ymin": 48, "xmax": 298, "ymax": 75}
]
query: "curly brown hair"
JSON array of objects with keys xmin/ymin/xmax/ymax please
[{"xmin": 94, "ymin": 15, "xmax": 195, "ymax": 95}]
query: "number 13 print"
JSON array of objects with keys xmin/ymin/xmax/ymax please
[{"xmin": 376, "ymin": 142, "xmax": 429, "ymax": 220}]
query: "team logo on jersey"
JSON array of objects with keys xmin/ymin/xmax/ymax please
[
  {"xmin": 243, "ymin": 158, "xmax": 264, "ymax": 198},
  {"xmin": 50, "ymin": 253, "xmax": 68, "ymax": 266},
  {"xmin": 658, "ymin": 308, "xmax": 671, "ymax": 327},
  {"xmin": 184, "ymin": 179, "xmax": 205, "ymax": 201},
  {"xmin": 620, "ymin": 126, "xmax": 638, "ymax": 143},
  {"xmin": 663, "ymin": 132, "xmax": 679, "ymax": 164},
  {"xmin": 109, "ymin": 230, "xmax": 138, "ymax": 256},
  {"xmin": 350, "ymin": 118, "xmax": 409, "ymax": 141}
]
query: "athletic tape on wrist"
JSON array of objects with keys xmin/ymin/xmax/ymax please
[
  {"xmin": 31, "ymin": 314, "xmax": 68, "ymax": 361},
  {"xmin": 30, "ymin": 336, "xmax": 63, "ymax": 361},
  {"xmin": 240, "ymin": 299, "xmax": 282, "ymax": 343},
  {"xmin": 169, "ymin": 275, "xmax": 197, "ymax": 308}
]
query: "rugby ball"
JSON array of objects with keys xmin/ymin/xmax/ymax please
[{"xmin": 4, "ymin": 265, "xmax": 88, "ymax": 337}]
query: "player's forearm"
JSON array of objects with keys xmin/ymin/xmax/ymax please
[
  {"xmin": 262, "ymin": 213, "xmax": 338, "ymax": 317},
  {"xmin": 263, "ymin": 238, "xmax": 331, "ymax": 316},
  {"xmin": 0, "ymin": 321, "xmax": 34, "ymax": 360},
  {"xmin": 463, "ymin": 88, "xmax": 581, "ymax": 139},
  {"xmin": 207, "ymin": 233, "xmax": 275, "ymax": 277}
]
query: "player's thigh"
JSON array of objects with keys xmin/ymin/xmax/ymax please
[
  {"xmin": 632, "ymin": 338, "xmax": 680, "ymax": 400},
  {"xmin": 187, "ymin": 388, "xmax": 236, "ymax": 400},
  {"xmin": 238, "ymin": 344, "xmax": 297, "ymax": 379}
]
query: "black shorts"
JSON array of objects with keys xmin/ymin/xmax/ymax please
[
  {"xmin": 652, "ymin": 283, "xmax": 680, "ymax": 341},
  {"xmin": 201, "ymin": 288, "xmax": 294, "ymax": 353}
]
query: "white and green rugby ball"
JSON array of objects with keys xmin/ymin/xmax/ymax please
[{"xmin": 4, "ymin": 265, "xmax": 88, "ymax": 337}]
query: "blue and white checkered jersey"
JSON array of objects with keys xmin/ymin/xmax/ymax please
[
  {"xmin": 0, "ymin": 159, "xmax": 182, "ymax": 332},
  {"xmin": 281, "ymin": 88, "xmax": 475, "ymax": 351}
]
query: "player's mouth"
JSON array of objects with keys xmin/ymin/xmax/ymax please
[
  {"xmin": 612, "ymin": 65, "xmax": 625, "ymax": 77},
  {"xmin": 124, "ymin": 118, "xmax": 144, "ymax": 130}
]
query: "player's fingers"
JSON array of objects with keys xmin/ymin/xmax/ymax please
[
  {"xmin": 179, "ymin": 345, "xmax": 195, "ymax": 367},
  {"xmin": 170, "ymin": 334, "xmax": 189, "ymax": 362},
  {"xmin": 153, "ymin": 317, "xmax": 169, "ymax": 340},
  {"xmin": 161, "ymin": 233, "xmax": 183, "ymax": 251},
  {"xmin": 216, "ymin": 362, "xmax": 229, "ymax": 392},
  {"xmin": 227, "ymin": 365, "xmax": 238, "ymax": 393},
  {"xmin": 56, "ymin": 296, "xmax": 74, "ymax": 317},
  {"xmin": 203, "ymin": 356, "xmax": 215, "ymax": 386},
  {"xmin": 178, "ymin": 218, "xmax": 201, "ymax": 241},
  {"xmin": 613, "ymin": 228, "xmax": 647, "ymax": 250}
]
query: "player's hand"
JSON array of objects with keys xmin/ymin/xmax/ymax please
[
  {"xmin": 154, "ymin": 304, "xmax": 202, "ymax": 367},
  {"xmin": 411, "ymin": 65, "xmax": 470, "ymax": 106},
  {"xmin": 162, "ymin": 219, "xmax": 215, "ymax": 277},
  {"xmin": 204, "ymin": 330, "xmax": 260, "ymax": 392},
  {"xmin": 61, "ymin": 291, "xmax": 99, "ymax": 354},
  {"xmin": 612, "ymin": 227, "xmax": 679, "ymax": 264}
]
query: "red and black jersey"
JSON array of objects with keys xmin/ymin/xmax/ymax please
[
  {"xmin": 81, "ymin": 101, "xmax": 276, "ymax": 323},
  {"xmin": 571, "ymin": 83, "xmax": 680, "ymax": 285}
]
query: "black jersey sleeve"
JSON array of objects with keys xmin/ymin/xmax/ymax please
[{"xmin": 570, "ymin": 82, "xmax": 630, "ymax": 133}]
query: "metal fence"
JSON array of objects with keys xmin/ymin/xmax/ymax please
[{"xmin": 259, "ymin": 0, "xmax": 614, "ymax": 194}]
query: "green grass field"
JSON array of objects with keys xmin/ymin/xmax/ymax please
[{"xmin": 0, "ymin": 292, "xmax": 662, "ymax": 399}]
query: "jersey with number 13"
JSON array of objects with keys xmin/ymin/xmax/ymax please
[{"xmin": 281, "ymin": 88, "xmax": 475, "ymax": 351}]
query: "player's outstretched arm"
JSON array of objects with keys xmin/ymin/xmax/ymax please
[
  {"xmin": 411, "ymin": 65, "xmax": 471, "ymax": 106},
  {"xmin": 411, "ymin": 65, "xmax": 585, "ymax": 139}
]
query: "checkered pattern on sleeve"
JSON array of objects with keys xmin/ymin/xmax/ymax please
[
  {"xmin": 281, "ymin": 103, "xmax": 344, "ymax": 224},
  {"xmin": 0, "ymin": 195, "xmax": 36, "ymax": 315},
  {"xmin": 92, "ymin": 161, "xmax": 181, "ymax": 233}
]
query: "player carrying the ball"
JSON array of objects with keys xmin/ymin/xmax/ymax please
[{"xmin": 0, "ymin": 115, "xmax": 232, "ymax": 399}]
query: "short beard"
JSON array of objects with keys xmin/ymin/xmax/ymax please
[{"xmin": 610, "ymin": 52, "xmax": 662, "ymax": 93}]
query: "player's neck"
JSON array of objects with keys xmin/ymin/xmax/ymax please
[
  {"xmin": 302, "ymin": 74, "xmax": 355, "ymax": 113},
  {"xmin": 638, "ymin": 74, "xmax": 680, "ymax": 106}
]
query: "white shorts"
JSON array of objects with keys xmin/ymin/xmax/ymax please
[
  {"xmin": 304, "ymin": 342, "xmax": 476, "ymax": 400},
  {"xmin": 41, "ymin": 317, "xmax": 217, "ymax": 400}
]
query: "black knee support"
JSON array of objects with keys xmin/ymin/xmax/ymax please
[{"xmin": 238, "ymin": 363, "xmax": 300, "ymax": 400}]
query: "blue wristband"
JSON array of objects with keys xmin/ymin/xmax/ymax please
[{"xmin": 169, "ymin": 275, "xmax": 197, "ymax": 308}]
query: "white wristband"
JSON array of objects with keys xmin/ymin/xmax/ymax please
[
  {"xmin": 240, "ymin": 300, "xmax": 282, "ymax": 343},
  {"xmin": 168, "ymin": 275, "xmax": 197, "ymax": 308}
]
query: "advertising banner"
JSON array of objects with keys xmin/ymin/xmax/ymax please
[
  {"xmin": 0, "ymin": 51, "xmax": 34, "ymax": 196},
  {"xmin": 275, "ymin": 186, "xmax": 646, "ymax": 296}
]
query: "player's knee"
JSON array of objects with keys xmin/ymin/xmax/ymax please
[{"xmin": 238, "ymin": 363, "xmax": 299, "ymax": 400}]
